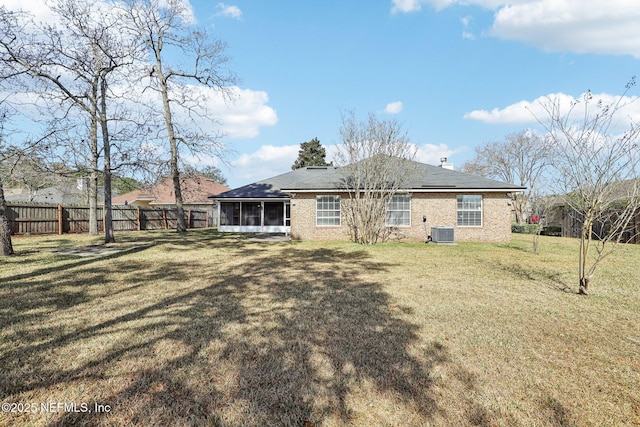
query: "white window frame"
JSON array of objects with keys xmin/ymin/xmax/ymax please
[
  {"xmin": 316, "ymin": 195, "xmax": 341, "ymax": 226},
  {"xmin": 386, "ymin": 194, "xmax": 411, "ymax": 227},
  {"xmin": 457, "ymin": 194, "xmax": 483, "ymax": 227}
]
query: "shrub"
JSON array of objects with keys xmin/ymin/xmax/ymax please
[
  {"xmin": 511, "ymin": 224, "xmax": 539, "ymax": 234},
  {"xmin": 512, "ymin": 224, "xmax": 562, "ymax": 236},
  {"xmin": 541, "ymin": 226, "xmax": 562, "ymax": 236}
]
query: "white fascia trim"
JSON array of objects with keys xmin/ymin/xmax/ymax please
[
  {"xmin": 411, "ymin": 188, "xmax": 525, "ymax": 193},
  {"xmin": 282, "ymin": 188, "xmax": 523, "ymax": 193},
  {"xmin": 213, "ymin": 198, "xmax": 290, "ymax": 202}
]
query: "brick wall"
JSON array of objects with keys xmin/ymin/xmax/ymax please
[
  {"xmin": 289, "ymin": 193, "xmax": 349, "ymax": 241},
  {"xmin": 289, "ymin": 192, "xmax": 513, "ymax": 242}
]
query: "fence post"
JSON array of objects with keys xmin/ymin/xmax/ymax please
[
  {"xmin": 58, "ymin": 204, "xmax": 63, "ymax": 235},
  {"xmin": 137, "ymin": 207, "xmax": 142, "ymax": 231},
  {"xmin": 187, "ymin": 209, "xmax": 191, "ymax": 229},
  {"xmin": 162, "ymin": 208, "xmax": 167, "ymax": 230}
]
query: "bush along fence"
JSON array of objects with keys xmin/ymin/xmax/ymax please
[
  {"xmin": 511, "ymin": 223, "xmax": 562, "ymax": 236},
  {"xmin": 6, "ymin": 203, "xmax": 211, "ymax": 235}
]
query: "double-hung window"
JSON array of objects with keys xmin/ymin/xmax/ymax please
[
  {"xmin": 386, "ymin": 194, "xmax": 411, "ymax": 227},
  {"xmin": 316, "ymin": 195, "xmax": 341, "ymax": 226},
  {"xmin": 457, "ymin": 195, "xmax": 482, "ymax": 226}
]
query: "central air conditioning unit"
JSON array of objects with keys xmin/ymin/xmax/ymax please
[{"xmin": 431, "ymin": 226, "xmax": 454, "ymax": 243}]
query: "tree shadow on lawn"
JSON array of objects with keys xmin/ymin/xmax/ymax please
[
  {"xmin": 485, "ymin": 257, "xmax": 576, "ymax": 294},
  {"xmin": 1, "ymin": 241, "xmax": 483, "ymax": 426},
  {"xmin": 0, "ymin": 243, "xmax": 154, "ymax": 286}
]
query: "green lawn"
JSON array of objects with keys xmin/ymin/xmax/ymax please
[{"xmin": 0, "ymin": 231, "xmax": 638, "ymax": 426}]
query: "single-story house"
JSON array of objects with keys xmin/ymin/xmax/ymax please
[
  {"xmin": 211, "ymin": 159, "xmax": 526, "ymax": 242},
  {"xmin": 113, "ymin": 175, "xmax": 230, "ymax": 227},
  {"xmin": 5, "ymin": 178, "xmax": 103, "ymax": 205}
]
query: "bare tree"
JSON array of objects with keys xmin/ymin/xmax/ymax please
[
  {"xmin": 528, "ymin": 191, "xmax": 561, "ymax": 254},
  {"xmin": 46, "ymin": 0, "xmax": 143, "ymax": 243},
  {"xmin": 122, "ymin": 0, "xmax": 236, "ymax": 233},
  {"xmin": 539, "ymin": 81, "xmax": 640, "ymax": 294},
  {"xmin": 334, "ymin": 111, "xmax": 419, "ymax": 244},
  {"xmin": 0, "ymin": 176, "xmax": 12, "ymax": 255},
  {"xmin": 2, "ymin": 153, "xmax": 59, "ymax": 201},
  {"xmin": 0, "ymin": 5, "xmax": 101, "ymax": 234},
  {"xmin": 0, "ymin": 108, "xmax": 53, "ymax": 256},
  {"xmin": 0, "ymin": 1, "xmax": 144, "ymax": 242},
  {"xmin": 2, "ymin": 4, "xmax": 97, "ymax": 237},
  {"xmin": 0, "ymin": 119, "xmax": 13, "ymax": 255},
  {"xmin": 461, "ymin": 130, "xmax": 552, "ymax": 224}
]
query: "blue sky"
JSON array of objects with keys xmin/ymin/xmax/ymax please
[
  {"xmin": 3, "ymin": 0, "xmax": 640, "ymax": 189},
  {"xmin": 199, "ymin": 0, "xmax": 640, "ymax": 188}
]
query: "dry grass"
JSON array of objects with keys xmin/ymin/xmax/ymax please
[{"xmin": 0, "ymin": 230, "xmax": 638, "ymax": 426}]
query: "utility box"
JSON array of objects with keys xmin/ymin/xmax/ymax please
[{"xmin": 431, "ymin": 226, "xmax": 454, "ymax": 243}]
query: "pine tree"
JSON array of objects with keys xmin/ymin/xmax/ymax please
[{"xmin": 291, "ymin": 138, "xmax": 332, "ymax": 169}]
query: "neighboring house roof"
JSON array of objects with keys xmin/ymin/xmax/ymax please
[
  {"xmin": 113, "ymin": 175, "xmax": 230, "ymax": 205},
  {"xmin": 212, "ymin": 158, "xmax": 525, "ymax": 199},
  {"xmin": 5, "ymin": 183, "xmax": 98, "ymax": 205}
]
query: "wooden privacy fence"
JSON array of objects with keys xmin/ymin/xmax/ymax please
[
  {"xmin": 561, "ymin": 208, "xmax": 640, "ymax": 244},
  {"xmin": 6, "ymin": 203, "xmax": 210, "ymax": 235}
]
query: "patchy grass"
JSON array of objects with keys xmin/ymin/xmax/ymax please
[{"xmin": 0, "ymin": 231, "xmax": 638, "ymax": 426}]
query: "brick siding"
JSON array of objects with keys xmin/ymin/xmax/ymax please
[{"xmin": 289, "ymin": 192, "xmax": 513, "ymax": 242}]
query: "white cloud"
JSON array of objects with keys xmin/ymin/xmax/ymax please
[
  {"xmin": 157, "ymin": 0, "xmax": 197, "ymax": 24},
  {"xmin": 488, "ymin": 0, "xmax": 640, "ymax": 58},
  {"xmin": 460, "ymin": 15, "xmax": 476, "ymax": 40},
  {"xmin": 0, "ymin": 0, "xmax": 272, "ymax": 139},
  {"xmin": 384, "ymin": 101, "xmax": 404, "ymax": 115},
  {"xmin": 391, "ymin": 0, "xmax": 640, "ymax": 58},
  {"xmin": 0, "ymin": 0, "xmax": 57, "ymax": 23},
  {"xmin": 415, "ymin": 143, "xmax": 466, "ymax": 166},
  {"xmin": 109, "ymin": 80, "xmax": 277, "ymax": 140},
  {"xmin": 464, "ymin": 92, "xmax": 640, "ymax": 130},
  {"xmin": 391, "ymin": 0, "xmax": 456, "ymax": 13},
  {"xmin": 489, "ymin": 0, "xmax": 640, "ymax": 58},
  {"xmin": 142, "ymin": 84, "xmax": 276, "ymax": 140},
  {"xmin": 231, "ymin": 145, "xmax": 299, "ymax": 183},
  {"xmin": 391, "ymin": 0, "xmax": 534, "ymax": 13},
  {"xmin": 463, "ymin": 97, "xmax": 550, "ymax": 124},
  {"xmin": 215, "ymin": 3, "xmax": 243, "ymax": 20},
  {"xmin": 391, "ymin": 0, "xmax": 425, "ymax": 13},
  {"xmin": 215, "ymin": 87, "xmax": 278, "ymax": 139}
]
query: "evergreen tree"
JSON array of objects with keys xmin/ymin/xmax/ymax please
[{"xmin": 292, "ymin": 138, "xmax": 332, "ymax": 169}]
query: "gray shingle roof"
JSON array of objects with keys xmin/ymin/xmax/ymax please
[{"xmin": 212, "ymin": 158, "xmax": 525, "ymax": 199}]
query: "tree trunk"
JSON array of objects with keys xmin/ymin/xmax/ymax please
[
  {"xmin": 101, "ymin": 78, "xmax": 115, "ymax": 243},
  {"xmin": 578, "ymin": 218, "xmax": 592, "ymax": 295},
  {"xmin": 0, "ymin": 177, "xmax": 14, "ymax": 256},
  {"xmin": 513, "ymin": 201, "xmax": 523, "ymax": 224},
  {"xmin": 89, "ymin": 106, "xmax": 99, "ymax": 235},
  {"xmin": 579, "ymin": 277, "xmax": 589, "ymax": 295},
  {"xmin": 158, "ymin": 72, "xmax": 187, "ymax": 233}
]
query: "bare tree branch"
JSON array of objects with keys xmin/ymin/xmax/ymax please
[
  {"xmin": 121, "ymin": 0, "xmax": 237, "ymax": 233},
  {"xmin": 335, "ymin": 111, "xmax": 419, "ymax": 244},
  {"xmin": 538, "ymin": 78, "xmax": 640, "ymax": 294}
]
